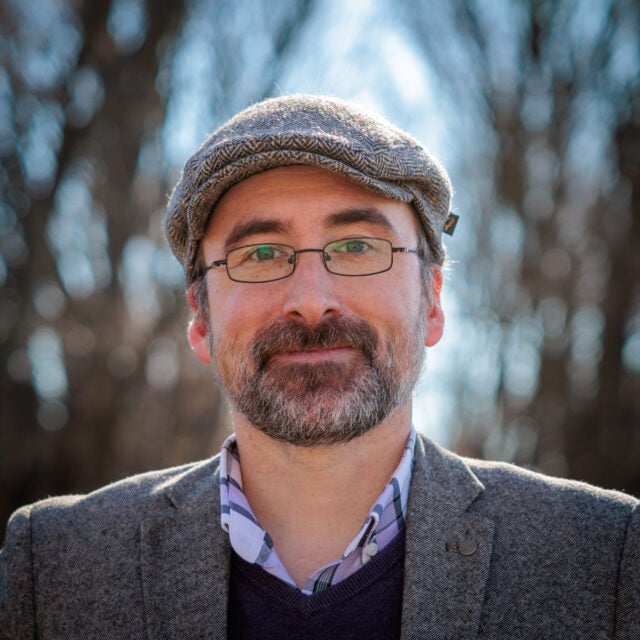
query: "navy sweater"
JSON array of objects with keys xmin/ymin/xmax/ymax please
[{"xmin": 227, "ymin": 532, "xmax": 405, "ymax": 639}]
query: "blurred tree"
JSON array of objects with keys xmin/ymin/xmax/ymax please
[
  {"xmin": 0, "ymin": 0, "xmax": 190, "ymax": 534},
  {"xmin": 401, "ymin": 0, "xmax": 640, "ymax": 494}
]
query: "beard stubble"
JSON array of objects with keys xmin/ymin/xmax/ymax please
[{"xmin": 210, "ymin": 313, "xmax": 426, "ymax": 447}]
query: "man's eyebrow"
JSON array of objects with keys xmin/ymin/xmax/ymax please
[
  {"xmin": 223, "ymin": 219, "xmax": 290, "ymax": 248},
  {"xmin": 223, "ymin": 208, "xmax": 395, "ymax": 248},
  {"xmin": 325, "ymin": 207, "xmax": 395, "ymax": 232}
]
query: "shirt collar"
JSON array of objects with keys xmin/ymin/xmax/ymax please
[{"xmin": 219, "ymin": 426, "xmax": 416, "ymax": 594}]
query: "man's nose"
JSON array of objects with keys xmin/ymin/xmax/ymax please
[{"xmin": 281, "ymin": 250, "xmax": 342, "ymax": 325}]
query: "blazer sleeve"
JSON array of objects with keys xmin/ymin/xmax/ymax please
[
  {"xmin": 615, "ymin": 502, "xmax": 640, "ymax": 640},
  {"xmin": 0, "ymin": 506, "xmax": 36, "ymax": 640}
]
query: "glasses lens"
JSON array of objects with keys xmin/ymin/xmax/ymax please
[
  {"xmin": 226, "ymin": 243, "xmax": 294, "ymax": 282},
  {"xmin": 323, "ymin": 237, "xmax": 392, "ymax": 276}
]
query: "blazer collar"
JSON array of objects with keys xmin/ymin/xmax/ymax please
[
  {"xmin": 140, "ymin": 457, "xmax": 230, "ymax": 640},
  {"xmin": 138, "ymin": 436, "xmax": 494, "ymax": 639},
  {"xmin": 401, "ymin": 435, "xmax": 495, "ymax": 640}
]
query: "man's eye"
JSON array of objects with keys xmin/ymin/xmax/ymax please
[
  {"xmin": 255, "ymin": 246, "xmax": 275, "ymax": 261},
  {"xmin": 245, "ymin": 245, "xmax": 284, "ymax": 262},
  {"xmin": 333, "ymin": 239, "xmax": 369, "ymax": 254}
]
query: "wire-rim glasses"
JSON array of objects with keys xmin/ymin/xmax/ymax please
[{"xmin": 204, "ymin": 237, "xmax": 419, "ymax": 283}]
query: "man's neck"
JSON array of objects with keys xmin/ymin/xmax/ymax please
[{"xmin": 231, "ymin": 405, "xmax": 413, "ymax": 588}]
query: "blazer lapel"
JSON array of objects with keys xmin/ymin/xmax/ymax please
[
  {"xmin": 401, "ymin": 436, "xmax": 494, "ymax": 640},
  {"xmin": 141, "ymin": 458, "xmax": 231, "ymax": 639}
]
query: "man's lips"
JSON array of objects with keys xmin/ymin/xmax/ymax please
[
  {"xmin": 268, "ymin": 345, "xmax": 356, "ymax": 364},
  {"xmin": 250, "ymin": 318, "xmax": 378, "ymax": 370}
]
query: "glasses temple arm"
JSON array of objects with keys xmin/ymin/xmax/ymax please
[
  {"xmin": 203, "ymin": 259, "xmax": 227, "ymax": 273},
  {"xmin": 391, "ymin": 247, "xmax": 419, "ymax": 254}
]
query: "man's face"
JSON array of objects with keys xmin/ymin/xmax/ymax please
[{"xmin": 189, "ymin": 166, "xmax": 444, "ymax": 446}]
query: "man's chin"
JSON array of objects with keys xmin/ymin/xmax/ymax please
[{"xmin": 225, "ymin": 354, "xmax": 403, "ymax": 447}]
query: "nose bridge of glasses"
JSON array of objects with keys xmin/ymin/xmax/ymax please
[{"xmin": 290, "ymin": 247, "xmax": 332, "ymax": 266}]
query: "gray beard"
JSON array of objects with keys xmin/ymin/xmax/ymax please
[{"xmin": 211, "ymin": 315, "xmax": 425, "ymax": 447}]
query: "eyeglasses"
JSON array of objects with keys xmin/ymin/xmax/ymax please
[{"xmin": 204, "ymin": 237, "xmax": 419, "ymax": 283}]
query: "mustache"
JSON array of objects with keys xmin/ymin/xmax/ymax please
[{"xmin": 251, "ymin": 317, "xmax": 378, "ymax": 370}]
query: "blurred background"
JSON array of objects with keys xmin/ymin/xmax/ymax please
[{"xmin": 1, "ymin": 0, "xmax": 639, "ymax": 538}]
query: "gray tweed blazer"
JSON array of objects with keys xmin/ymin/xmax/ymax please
[{"xmin": 1, "ymin": 435, "xmax": 638, "ymax": 639}]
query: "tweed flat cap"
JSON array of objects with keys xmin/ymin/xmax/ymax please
[{"xmin": 165, "ymin": 94, "xmax": 454, "ymax": 281}]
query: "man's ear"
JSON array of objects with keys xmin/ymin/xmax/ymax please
[
  {"xmin": 187, "ymin": 284, "xmax": 211, "ymax": 364},
  {"xmin": 425, "ymin": 267, "xmax": 445, "ymax": 347}
]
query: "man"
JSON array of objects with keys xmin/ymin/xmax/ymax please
[{"xmin": 1, "ymin": 95, "xmax": 638, "ymax": 639}]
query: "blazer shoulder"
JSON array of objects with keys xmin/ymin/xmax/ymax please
[
  {"xmin": 1, "ymin": 457, "xmax": 223, "ymax": 637},
  {"xmin": 17, "ymin": 454, "xmax": 222, "ymax": 537},
  {"xmin": 414, "ymin": 433, "xmax": 637, "ymax": 528},
  {"xmin": 467, "ymin": 456, "xmax": 637, "ymax": 505},
  {"xmin": 459, "ymin": 455, "xmax": 638, "ymax": 540}
]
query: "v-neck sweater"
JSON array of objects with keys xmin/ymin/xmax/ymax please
[{"xmin": 227, "ymin": 531, "xmax": 405, "ymax": 639}]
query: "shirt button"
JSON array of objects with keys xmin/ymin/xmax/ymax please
[{"xmin": 364, "ymin": 542, "xmax": 379, "ymax": 557}]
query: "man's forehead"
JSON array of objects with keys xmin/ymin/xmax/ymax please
[
  {"xmin": 207, "ymin": 166, "xmax": 417, "ymax": 246},
  {"xmin": 214, "ymin": 165, "xmax": 387, "ymax": 206}
]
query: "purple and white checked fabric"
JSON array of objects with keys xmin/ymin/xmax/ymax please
[{"xmin": 219, "ymin": 427, "xmax": 416, "ymax": 595}]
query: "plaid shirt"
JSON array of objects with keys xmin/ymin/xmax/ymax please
[{"xmin": 219, "ymin": 427, "xmax": 416, "ymax": 595}]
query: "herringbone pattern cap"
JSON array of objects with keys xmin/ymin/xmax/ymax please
[{"xmin": 165, "ymin": 94, "xmax": 453, "ymax": 281}]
